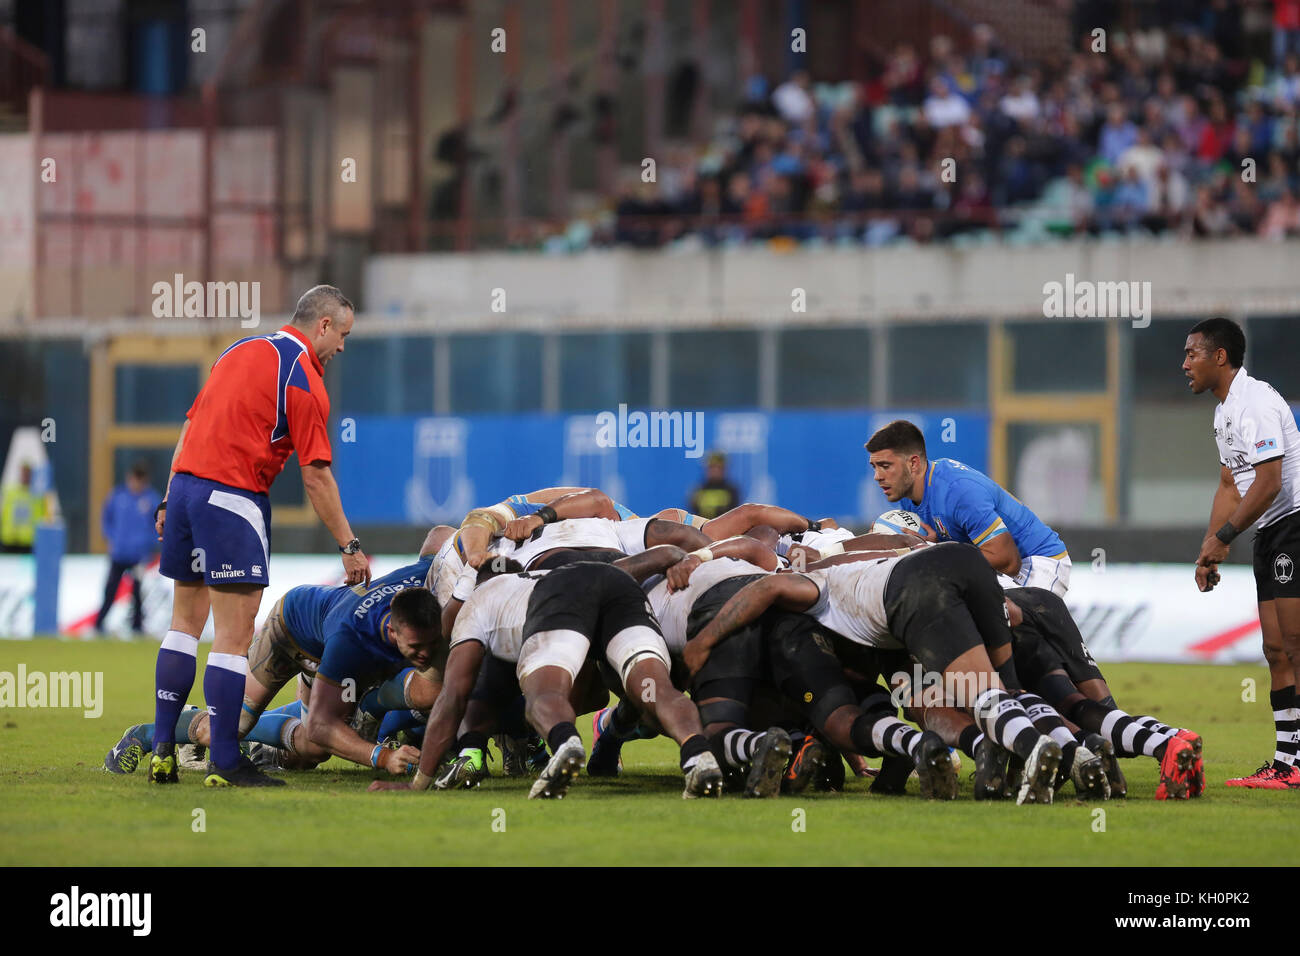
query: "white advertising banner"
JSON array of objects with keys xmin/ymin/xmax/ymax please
[{"xmin": 0, "ymin": 556, "xmax": 1269, "ymax": 665}]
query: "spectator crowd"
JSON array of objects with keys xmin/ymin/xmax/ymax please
[{"xmin": 610, "ymin": 1, "xmax": 1300, "ymax": 248}]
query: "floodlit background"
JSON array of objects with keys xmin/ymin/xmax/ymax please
[{"xmin": 0, "ymin": 0, "xmax": 1296, "ymax": 659}]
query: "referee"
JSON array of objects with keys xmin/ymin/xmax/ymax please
[
  {"xmin": 1185, "ymin": 317, "xmax": 1300, "ymax": 790},
  {"xmin": 149, "ymin": 285, "xmax": 369, "ymax": 788}
]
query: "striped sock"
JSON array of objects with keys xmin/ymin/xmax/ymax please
[
  {"xmin": 850, "ymin": 714, "xmax": 921, "ymax": 758},
  {"xmin": 721, "ymin": 729, "xmax": 760, "ymax": 769},
  {"xmin": 1099, "ymin": 708, "xmax": 1170, "ymax": 757},
  {"xmin": 1271, "ymin": 686, "xmax": 1298, "ymax": 767},
  {"xmin": 152, "ymin": 630, "xmax": 198, "ymax": 748},
  {"xmin": 1019, "ymin": 692, "xmax": 1077, "ymax": 768},
  {"xmin": 973, "ymin": 689, "xmax": 1041, "ymax": 762},
  {"xmin": 1133, "ymin": 715, "xmax": 1177, "ymax": 736}
]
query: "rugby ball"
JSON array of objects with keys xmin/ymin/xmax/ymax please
[{"xmin": 871, "ymin": 509, "xmax": 924, "ymax": 535}]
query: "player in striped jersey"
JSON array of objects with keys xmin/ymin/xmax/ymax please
[{"xmin": 684, "ymin": 542, "xmax": 1068, "ymax": 804}]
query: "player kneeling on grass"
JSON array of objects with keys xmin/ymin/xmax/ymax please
[
  {"xmin": 369, "ymin": 559, "xmax": 724, "ymax": 799},
  {"xmin": 684, "ymin": 541, "xmax": 1066, "ymax": 805},
  {"xmin": 105, "ymin": 563, "xmax": 443, "ymax": 781}
]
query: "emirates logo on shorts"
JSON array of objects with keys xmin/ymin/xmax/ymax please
[{"xmin": 1276, "ymin": 553, "xmax": 1295, "ymax": 585}]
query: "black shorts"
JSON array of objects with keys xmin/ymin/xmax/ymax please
[
  {"xmin": 522, "ymin": 561, "xmax": 661, "ymax": 653},
  {"xmin": 470, "ymin": 653, "xmax": 522, "ymax": 706},
  {"xmin": 764, "ymin": 611, "xmax": 909, "ymax": 727},
  {"xmin": 882, "ymin": 542, "xmax": 1012, "ymax": 673},
  {"xmin": 1253, "ymin": 510, "xmax": 1300, "ymax": 602},
  {"xmin": 529, "ymin": 547, "xmax": 626, "ymax": 571},
  {"xmin": 687, "ymin": 574, "xmax": 768, "ymax": 701},
  {"xmin": 1005, "ymin": 586, "xmax": 1104, "ymax": 687}
]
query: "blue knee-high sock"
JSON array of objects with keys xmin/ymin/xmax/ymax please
[
  {"xmin": 243, "ymin": 701, "xmax": 304, "ymax": 747},
  {"xmin": 153, "ymin": 630, "xmax": 199, "ymax": 748},
  {"xmin": 204, "ymin": 652, "xmax": 248, "ymax": 769},
  {"xmin": 360, "ymin": 668, "xmax": 413, "ymax": 716},
  {"xmin": 377, "ymin": 708, "xmax": 425, "ymax": 743}
]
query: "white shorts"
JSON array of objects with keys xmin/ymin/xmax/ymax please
[
  {"xmin": 516, "ymin": 629, "xmax": 591, "ymax": 683},
  {"xmin": 515, "ymin": 626, "xmax": 670, "ymax": 687},
  {"xmin": 997, "ymin": 554, "xmax": 1071, "ymax": 596}
]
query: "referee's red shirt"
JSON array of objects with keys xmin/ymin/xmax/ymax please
[{"xmin": 174, "ymin": 325, "xmax": 333, "ymax": 494}]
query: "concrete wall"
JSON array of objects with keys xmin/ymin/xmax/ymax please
[{"xmin": 362, "ymin": 238, "xmax": 1300, "ymax": 329}]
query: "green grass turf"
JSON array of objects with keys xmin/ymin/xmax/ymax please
[{"xmin": 0, "ymin": 638, "xmax": 1291, "ymax": 866}]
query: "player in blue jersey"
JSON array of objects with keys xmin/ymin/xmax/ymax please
[
  {"xmin": 104, "ymin": 530, "xmax": 450, "ymax": 778},
  {"xmin": 865, "ymin": 420, "xmax": 1072, "ymax": 596}
]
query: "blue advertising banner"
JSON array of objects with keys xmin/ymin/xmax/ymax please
[{"xmin": 332, "ymin": 408, "xmax": 989, "ymax": 526}]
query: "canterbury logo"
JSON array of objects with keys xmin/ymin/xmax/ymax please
[{"xmin": 156, "ymin": 690, "xmax": 180, "ymax": 701}]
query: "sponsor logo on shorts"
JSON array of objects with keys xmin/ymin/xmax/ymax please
[
  {"xmin": 1275, "ymin": 553, "xmax": 1295, "ymax": 585},
  {"xmin": 210, "ymin": 564, "xmax": 247, "ymax": 580}
]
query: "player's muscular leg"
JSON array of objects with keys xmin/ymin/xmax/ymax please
[
  {"xmin": 169, "ymin": 580, "xmax": 210, "ymax": 637},
  {"xmin": 521, "ymin": 666, "xmax": 578, "ymax": 738},
  {"xmin": 1262, "ymin": 599, "xmax": 1300, "ymax": 689},
  {"xmin": 625, "ymin": 658, "xmax": 705, "ymax": 745},
  {"xmin": 917, "ymin": 705, "xmax": 976, "ymax": 747},
  {"xmin": 818, "ymin": 703, "xmax": 863, "ymax": 752},
  {"xmin": 570, "ymin": 662, "xmax": 610, "ymax": 717},
  {"xmin": 208, "ymin": 583, "xmax": 263, "ymax": 655}
]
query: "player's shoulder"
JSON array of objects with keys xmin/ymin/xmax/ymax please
[{"xmin": 1238, "ymin": 369, "xmax": 1291, "ymax": 410}]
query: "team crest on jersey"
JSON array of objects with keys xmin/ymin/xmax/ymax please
[{"xmin": 1276, "ymin": 554, "xmax": 1295, "ymax": 585}]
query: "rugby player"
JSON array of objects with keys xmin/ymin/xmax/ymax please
[
  {"xmin": 1185, "ymin": 317, "xmax": 1300, "ymax": 789},
  {"xmin": 149, "ymin": 286, "xmax": 367, "ymax": 788},
  {"xmin": 106, "ymin": 537, "xmax": 447, "ymax": 776},
  {"xmin": 1003, "ymin": 586, "xmax": 1204, "ymax": 800},
  {"xmin": 369, "ymin": 554, "xmax": 725, "ymax": 799},
  {"xmin": 866, "ymin": 420, "xmax": 1072, "ymax": 595},
  {"xmin": 683, "ymin": 541, "xmax": 1066, "ymax": 804},
  {"xmin": 643, "ymin": 541, "xmax": 964, "ymax": 799}
]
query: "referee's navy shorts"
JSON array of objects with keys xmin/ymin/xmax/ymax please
[{"xmin": 159, "ymin": 472, "xmax": 272, "ymax": 587}]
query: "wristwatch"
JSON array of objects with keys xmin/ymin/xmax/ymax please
[{"xmin": 339, "ymin": 538, "xmax": 362, "ymax": 554}]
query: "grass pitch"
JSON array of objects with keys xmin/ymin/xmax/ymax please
[{"xmin": 0, "ymin": 639, "xmax": 1290, "ymax": 866}]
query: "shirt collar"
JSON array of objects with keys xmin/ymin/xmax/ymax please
[
  {"xmin": 1222, "ymin": 367, "xmax": 1249, "ymax": 405},
  {"xmin": 279, "ymin": 324, "xmax": 324, "ymax": 376}
]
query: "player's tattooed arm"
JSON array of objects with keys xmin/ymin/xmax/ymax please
[
  {"xmin": 644, "ymin": 517, "xmax": 712, "ymax": 550},
  {"xmin": 306, "ymin": 677, "xmax": 420, "ymax": 773},
  {"xmin": 683, "ymin": 574, "xmax": 819, "ymax": 675},
  {"xmin": 841, "ymin": 532, "xmax": 921, "ymax": 551},
  {"xmin": 806, "ymin": 549, "xmax": 906, "ymax": 570},
  {"xmin": 613, "ymin": 544, "xmax": 689, "ymax": 583}
]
